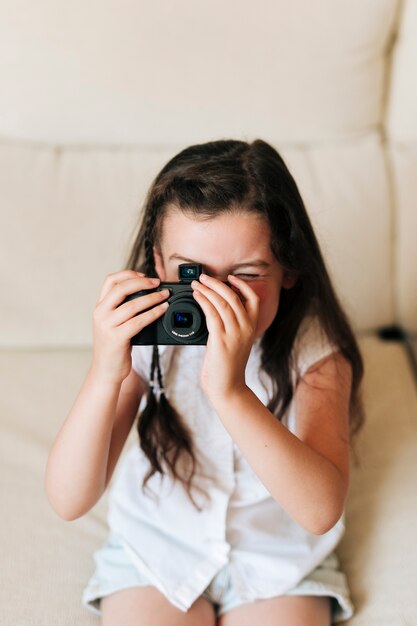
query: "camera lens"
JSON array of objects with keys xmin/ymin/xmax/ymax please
[
  {"xmin": 173, "ymin": 311, "xmax": 193, "ymax": 328},
  {"xmin": 162, "ymin": 292, "xmax": 207, "ymax": 343}
]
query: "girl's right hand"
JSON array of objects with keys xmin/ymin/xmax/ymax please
[{"xmin": 90, "ymin": 270, "xmax": 170, "ymax": 385}]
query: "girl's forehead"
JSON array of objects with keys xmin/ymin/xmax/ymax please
[{"xmin": 160, "ymin": 210, "xmax": 274, "ymax": 262}]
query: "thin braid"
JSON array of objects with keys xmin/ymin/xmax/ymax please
[
  {"xmin": 148, "ymin": 345, "xmax": 157, "ymax": 391},
  {"xmin": 154, "ymin": 347, "xmax": 165, "ymax": 395},
  {"xmin": 147, "ymin": 344, "xmax": 166, "ymax": 398}
]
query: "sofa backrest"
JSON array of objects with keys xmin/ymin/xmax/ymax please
[
  {"xmin": 386, "ymin": 0, "xmax": 417, "ymax": 334},
  {"xmin": 0, "ymin": 0, "xmax": 415, "ymax": 348}
]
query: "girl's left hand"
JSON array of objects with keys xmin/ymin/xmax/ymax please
[{"xmin": 191, "ymin": 273, "xmax": 260, "ymax": 402}]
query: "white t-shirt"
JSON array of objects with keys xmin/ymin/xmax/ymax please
[{"xmin": 107, "ymin": 314, "xmax": 343, "ymax": 611}]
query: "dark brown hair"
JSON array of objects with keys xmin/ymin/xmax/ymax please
[{"xmin": 124, "ymin": 138, "xmax": 365, "ymax": 509}]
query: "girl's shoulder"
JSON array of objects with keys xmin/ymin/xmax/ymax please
[{"xmin": 291, "ymin": 312, "xmax": 339, "ymax": 380}]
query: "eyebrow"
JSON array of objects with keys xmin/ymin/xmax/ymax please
[{"xmin": 168, "ymin": 253, "xmax": 271, "ymax": 269}]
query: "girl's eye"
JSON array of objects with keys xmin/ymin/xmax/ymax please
[{"xmin": 235, "ymin": 273, "xmax": 259, "ymax": 279}]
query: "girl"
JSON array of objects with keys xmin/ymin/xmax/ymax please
[{"xmin": 45, "ymin": 138, "xmax": 364, "ymax": 626}]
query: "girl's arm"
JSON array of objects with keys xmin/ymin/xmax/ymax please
[
  {"xmin": 45, "ymin": 269, "xmax": 170, "ymax": 521},
  {"xmin": 44, "ymin": 365, "xmax": 144, "ymax": 521},
  {"xmin": 191, "ymin": 273, "xmax": 351, "ymax": 536},
  {"xmin": 209, "ymin": 351, "xmax": 352, "ymax": 536}
]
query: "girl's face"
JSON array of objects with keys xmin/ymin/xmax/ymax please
[{"xmin": 153, "ymin": 209, "xmax": 296, "ymax": 339}]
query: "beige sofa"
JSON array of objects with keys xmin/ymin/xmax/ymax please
[{"xmin": 1, "ymin": 1, "xmax": 416, "ymax": 624}]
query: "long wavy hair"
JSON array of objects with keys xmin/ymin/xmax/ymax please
[{"xmin": 124, "ymin": 138, "xmax": 365, "ymax": 509}]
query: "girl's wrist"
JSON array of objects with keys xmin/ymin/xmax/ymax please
[
  {"xmin": 88, "ymin": 362, "xmax": 125, "ymax": 388},
  {"xmin": 207, "ymin": 383, "xmax": 251, "ymax": 412}
]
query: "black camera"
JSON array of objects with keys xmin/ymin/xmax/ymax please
[{"xmin": 124, "ymin": 263, "xmax": 209, "ymax": 345}]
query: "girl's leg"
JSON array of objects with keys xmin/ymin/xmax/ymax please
[
  {"xmin": 218, "ymin": 595, "xmax": 331, "ymax": 626},
  {"xmin": 101, "ymin": 585, "xmax": 216, "ymax": 626}
]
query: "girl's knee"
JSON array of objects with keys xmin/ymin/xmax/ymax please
[
  {"xmin": 101, "ymin": 585, "xmax": 216, "ymax": 626},
  {"xmin": 217, "ymin": 594, "xmax": 331, "ymax": 626}
]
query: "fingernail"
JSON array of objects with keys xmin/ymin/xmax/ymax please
[
  {"xmin": 199, "ymin": 273, "xmax": 208, "ymax": 281},
  {"xmin": 151, "ymin": 277, "xmax": 160, "ymax": 284}
]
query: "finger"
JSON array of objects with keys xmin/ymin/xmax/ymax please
[
  {"xmin": 192, "ymin": 281, "xmax": 241, "ymax": 333},
  {"xmin": 193, "ymin": 274, "xmax": 248, "ymax": 328},
  {"xmin": 192, "ymin": 289, "xmax": 225, "ymax": 336},
  {"xmin": 111, "ymin": 288, "xmax": 171, "ymax": 327},
  {"xmin": 98, "ymin": 276, "xmax": 161, "ymax": 311},
  {"xmin": 98, "ymin": 270, "xmax": 145, "ymax": 303},
  {"xmin": 226, "ymin": 275, "xmax": 260, "ymax": 326},
  {"xmin": 118, "ymin": 300, "xmax": 170, "ymax": 341}
]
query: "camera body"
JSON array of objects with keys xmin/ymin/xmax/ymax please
[{"xmin": 125, "ymin": 263, "xmax": 209, "ymax": 345}]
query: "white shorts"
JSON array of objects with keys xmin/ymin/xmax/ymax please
[{"xmin": 82, "ymin": 531, "xmax": 354, "ymax": 622}]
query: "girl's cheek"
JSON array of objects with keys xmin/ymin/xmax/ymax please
[
  {"xmin": 231, "ymin": 281, "xmax": 267, "ymax": 303},
  {"xmin": 251, "ymin": 281, "xmax": 281, "ymax": 322},
  {"xmin": 248, "ymin": 282, "xmax": 268, "ymax": 303}
]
